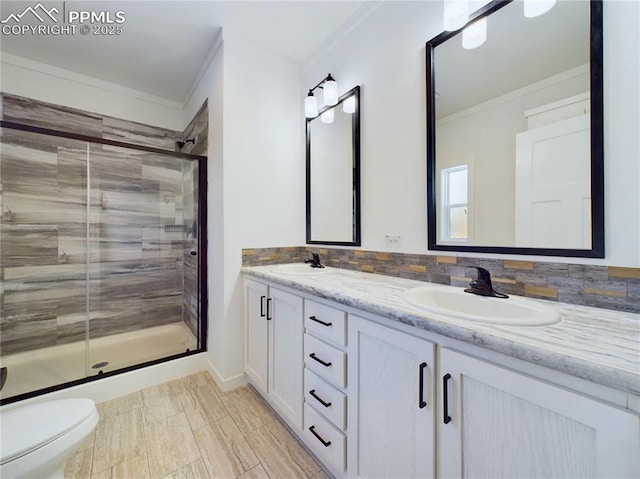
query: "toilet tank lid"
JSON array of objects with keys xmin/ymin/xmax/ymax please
[{"xmin": 0, "ymin": 398, "xmax": 97, "ymax": 464}]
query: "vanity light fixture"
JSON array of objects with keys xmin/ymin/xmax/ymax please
[
  {"xmin": 524, "ymin": 0, "xmax": 556, "ymax": 18},
  {"xmin": 462, "ymin": 17, "xmax": 487, "ymax": 49},
  {"xmin": 343, "ymin": 95, "xmax": 356, "ymax": 114},
  {"xmin": 305, "ymin": 91, "xmax": 319, "ymax": 118},
  {"xmin": 305, "ymin": 73, "xmax": 339, "ymax": 118},
  {"xmin": 443, "ymin": 0, "xmax": 469, "ymax": 31},
  {"xmin": 321, "ymin": 108, "xmax": 334, "ymax": 124}
]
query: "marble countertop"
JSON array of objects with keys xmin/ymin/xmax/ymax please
[{"xmin": 243, "ymin": 264, "xmax": 640, "ymax": 396}]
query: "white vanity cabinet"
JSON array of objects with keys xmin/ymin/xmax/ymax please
[
  {"xmin": 243, "ymin": 273, "xmax": 640, "ymax": 479},
  {"xmin": 347, "ymin": 315, "xmax": 436, "ymax": 479},
  {"xmin": 244, "ymin": 278, "xmax": 304, "ymax": 430},
  {"xmin": 439, "ymin": 348, "xmax": 640, "ymax": 478},
  {"xmin": 303, "ymin": 298, "xmax": 349, "ymax": 473}
]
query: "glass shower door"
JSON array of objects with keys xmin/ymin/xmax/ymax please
[
  {"xmin": 86, "ymin": 143, "xmax": 200, "ymax": 375},
  {"xmin": 0, "ymin": 127, "xmax": 90, "ymax": 400},
  {"xmin": 0, "ymin": 124, "xmax": 204, "ymax": 402}
]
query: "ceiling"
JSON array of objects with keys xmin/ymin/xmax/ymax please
[{"xmin": 0, "ymin": 1, "xmax": 366, "ymax": 104}]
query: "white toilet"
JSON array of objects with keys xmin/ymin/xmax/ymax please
[{"xmin": 0, "ymin": 398, "xmax": 99, "ymax": 479}]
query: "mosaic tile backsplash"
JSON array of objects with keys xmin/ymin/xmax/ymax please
[{"xmin": 242, "ymin": 247, "xmax": 640, "ymax": 314}]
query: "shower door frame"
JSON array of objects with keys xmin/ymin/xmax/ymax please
[{"xmin": 0, "ymin": 120, "xmax": 208, "ymax": 405}]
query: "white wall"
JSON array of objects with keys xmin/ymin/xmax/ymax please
[
  {"xmin": 604, "ymin": 0, "xmax": 640, "ymax": 267},
  {"xmin": 302, "ymin": 0, "xmax": 640, "ymax": 266},
  {"xmin": 185, "ymin": 33, "xmax": 304, "ymax": 385},
  {"xmin": 304, "ymin": 1, "xmax": 438, "ymax": 255},
  {"xmin": 0, "ymin": 53, "xmax": 184, "ymax": 131}
]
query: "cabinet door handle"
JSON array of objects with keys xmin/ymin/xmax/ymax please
[
  {"xmin": 309, "ymin": 315, "xmax": 332, "ymax": 327},
  {"xmin": 260, "ymin": 295, "xmax": 266, "ymax": 318},
  {"xmin": 419, "ymin": 362, "xmax": 427, "ymax": 409},
  {"xmin": 443, "ymin": 373, "xmax": 452, "ymax": 424},
  {"xmin": 266, "ymin": 298, "xmax": 272, "ymax": 320},
  {"xmin": 309, "ymin": 389, "xmax": 332, "ymax": 408},
  {"xmin": 308, "ymin": 425, "xmax": 332, "ymax": 447},
  {"xmin": 309, "ymin": 353, "xmax": 332, "ymax": 367}
]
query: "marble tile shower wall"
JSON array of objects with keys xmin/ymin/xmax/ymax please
[
  {"xmin": 242, "ymin": 247, "xmax": 640, "ymax": 314},
  {"xmin": 0, "ymin": 94, "xmax": 201, "ymax": 354}
]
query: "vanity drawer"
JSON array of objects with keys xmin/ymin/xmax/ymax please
[
  {"xmin": 305, "ymin": 299, "xmax": 347, "ymax": 347},
  {"xmin": 304, "ymin": 334, "xmax": 346, "ymax": 389},
  {"xmin": 304, "ymin": 368, "xmax": 347, "ymax": 431},
  {"xmin": 304, "ymin": 403, "xmax": 346, "ymax": 472}
]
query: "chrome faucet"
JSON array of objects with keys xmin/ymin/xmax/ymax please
[
  {"xmin": 465, "ymin": 267, "xmax": 509, "ymax": 298},
  {"xmin": 304, "ymin": 252, "xmax": 325, "ymax": 268}
]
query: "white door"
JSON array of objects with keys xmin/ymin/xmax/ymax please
[
  {"xmin": 348, "ymin": 316, "xmax": 436, "ymax": 478},
  {"xmin": 439, "ymin": 348, "xmax": 640, "ymax": 478},
  {"xmin": 515, "ymin": 114, "xmax": 591, "ymax": 248},
  {"xmin": 268, "ymin": 287, "xmax": 304, "ymax": 430},
  {"xmin": 244, "ymin": 279, "xmax": 269, "ymax": 394}
]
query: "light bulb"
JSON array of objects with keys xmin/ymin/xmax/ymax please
[
  {"xmin": 321, "ymin": 109, "xmax": 334, "ymax": 124},
  {"xmin": 462, "ymin": 17, "xmax": 486, "ymax": 49},
  {"xmin": 524, "ymin": 0, "xmax": 556, "ymax": 18},
  {"xmin": 343, "ymin": 95, "xmax": 356, "ymax": 114},
  {"xmin": 443, "ymin": 0, "xmax": 469, "ymax": 31},
  {"xmin": 323, "ymin": 79, "xmax": 338, "ymax": 106},
  {"xmin": 305, "ymin": 93, "xmax": 318, "ymax": 118}
]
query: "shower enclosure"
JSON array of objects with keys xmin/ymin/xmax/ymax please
[{"xmin": 0, "ymin": 121, "xmax": 207, "ymax": 404}]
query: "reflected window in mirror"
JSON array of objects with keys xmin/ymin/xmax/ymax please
[
  {"xmin": 441, "ymin": 164, "xmax": 469, "ymax": 242},
  {"xmin": 426, "ymin": 0, "xmax": 604, "ymax": 258},
  {"xmin": 306, "ymin": 86, "xmax": 361, "ymax": 246}
]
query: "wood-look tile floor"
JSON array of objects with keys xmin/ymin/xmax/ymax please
[{"xmin": 64, "ymin": 372, "xmax": 329, "ymax": 479}]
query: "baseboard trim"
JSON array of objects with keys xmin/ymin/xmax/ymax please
[{"xmin": 205, "ymin": 360, "xmax": 248, "ymax": 392}]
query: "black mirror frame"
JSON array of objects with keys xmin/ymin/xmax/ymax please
[
  {"xmin": 426, "ymin": 0, "xmax": 604, "ymax": 258},
  {"xmin": 306, "ymin": 85, "xmax": 361, "ymax": 246}
]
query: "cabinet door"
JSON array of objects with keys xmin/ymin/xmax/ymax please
[
  {"xmin": 268, "ymin": 287, "xmax": 304, "ymax": 429},
  {"xmin": 439, "ymin": 348, "xmax": 640, "ymax": 478},
  {"xmin": 348, "ymin": 315, "xmax": 435, "ymax": 478},
  {"xmin": 244, "ymin": 279, "xmax": 269, "ymax": 393}
]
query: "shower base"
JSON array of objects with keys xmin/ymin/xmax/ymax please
[{"xmin": 0, "ymin": 322, "xmax": 197, "ymax": 401}]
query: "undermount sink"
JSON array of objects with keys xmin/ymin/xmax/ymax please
[
  {"xmin": 269, "ymin": 263, "xmax": 330, "ymax": 275},
  {"xmin": 402, "ymin": 285, "xmax": 561, "ymax": 326}
]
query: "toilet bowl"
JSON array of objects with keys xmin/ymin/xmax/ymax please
[{"xmin": 0, "ymin": 398, "xmax": 99, "ymax": 479}]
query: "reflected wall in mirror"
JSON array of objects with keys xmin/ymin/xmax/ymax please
[
  {"xmin": 306, "ymin": 86, "xmax": 361, "ymax": 245},
  {"xmin": 426, "ymin": 0, "xmax": 604, "ymax": 257}
]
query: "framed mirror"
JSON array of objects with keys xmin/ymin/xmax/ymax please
[
  {"xmin": 426, "ymin": 0, "xmax": 604, "ymax": 257},
  {"xmin": 306, "ymin": 85, "xmax": 361, "ymax": 245}
]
